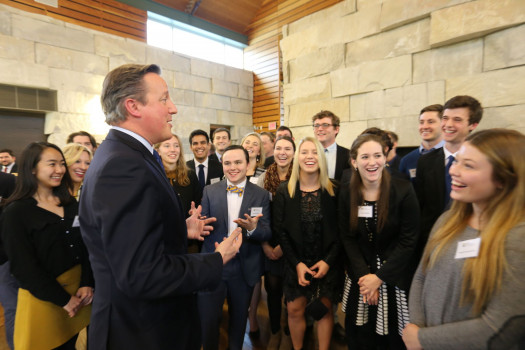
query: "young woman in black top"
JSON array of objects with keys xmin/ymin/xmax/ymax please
[{"xmin": 1, "ymin": 142, "xmax": 94, "ymax": 350}]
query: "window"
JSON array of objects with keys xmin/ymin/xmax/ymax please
[{"xmin": 147, "ymin": 12, "xmax": 246, "ymax": 70}]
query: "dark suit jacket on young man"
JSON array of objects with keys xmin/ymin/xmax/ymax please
[
  {"xmin": 414, "ymin": 147, "xmax": 447, "ymax": 257},
  {"xmin": 79, "ymin": 129, "xmax": 223, "ymax": 350},
  {"xmin": 198, "ymin": 180, "xmax": 271, "ymax": 350},
  {"xmin": 187, "ymin": 157, "xmax": 224, "ymax": 186},
  {"xmin": 334, "ymin": 144, "xmax": 350, "ymax": 182}
]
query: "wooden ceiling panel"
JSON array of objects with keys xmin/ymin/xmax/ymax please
[{"xmin": 152, "ymin": 0, "xmax": 264, "ymax": 34}]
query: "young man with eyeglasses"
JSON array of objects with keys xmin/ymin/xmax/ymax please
[{"xmin": 312, "ymin": 110, "xmax": 350, "ymax": 182}]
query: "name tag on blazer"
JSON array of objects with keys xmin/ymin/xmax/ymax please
[{"xmin": 210, "ymin": 177, "xmax": 221, "ymax": 184}]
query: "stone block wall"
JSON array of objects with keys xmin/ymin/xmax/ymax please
[
  {"xmin": 0, "ymin": 4, "xmax": 253, "ymax": 156},
  {"xmin": 280, "ymin": 0, "xmax": 525, "ymax": 147}
]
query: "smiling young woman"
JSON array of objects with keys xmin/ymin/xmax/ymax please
[
  {"xmin": 1, "ymin": 142, "xmax": 94, "ymax": 350},
  {"xmin": 403, "ymin": 129, "xmax": 525, "ymax": 350},
  {"xmin": 339, "ymin": 133, "xmax": 420, "ymax": 350},
  {"xmin": 63, "ymin": 143, "xmax": 92, "ymax": 200}
]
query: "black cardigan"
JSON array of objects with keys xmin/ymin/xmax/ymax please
[
  {"xmin": 1, "ymin": 197, "xmax": 94, "ymax": 306},
  {"xmin": 338, "ymin": 177, "xmax": 420, "ymax": 290},
  {"xmin": 272, "ymin": 180, "xmax": 340, "ymax": 268}
]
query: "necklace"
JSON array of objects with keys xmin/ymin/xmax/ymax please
[{"xmin": 363, "ymin": 200, "xmax": 377, "ymax": 242}]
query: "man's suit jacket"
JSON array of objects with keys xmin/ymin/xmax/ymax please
[
  {"xmin": 3, "ymin": 163, "xmax": 17, "ymax": 174},
  {"xmin": 208, "ymin": 152, "xmax": 220, "ymax": 163},
  {"xmin": 0, "ymin": 172, "xmax": 16, "ymax": 264},
  {"xmin": 79, "ymin": 129, "xmax": 223, "ymax": 350},
  {"xmin": 334, "ymin": 144, "xmax": 350, "ymax": 182},
  {"xmin": 200, "ymin": 180, "xmax": 271, "ymax": 287},
  {"xmin": 187, "ymin": 158, "xmax": 224, "ymax": 186},
  {"xmin": 339, "ymin": 177, "xmax": 420, "ymax": 290},
  {"xmin": 414, "ymin": 147, "xmax": 446, "ymax": 256}
]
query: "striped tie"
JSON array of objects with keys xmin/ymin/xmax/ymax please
[{"xmin": 227, "ymin": 185, "xmax": 244, "ymax": 197}]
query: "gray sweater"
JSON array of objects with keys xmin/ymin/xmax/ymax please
[{"xmin": 409, "ymin": 218, "xmax": 525, "ymax": 350}]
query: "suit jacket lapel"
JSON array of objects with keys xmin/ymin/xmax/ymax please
[{"xmin": 110, "ymin": 129, "xmax": 177, "ymax": 204}]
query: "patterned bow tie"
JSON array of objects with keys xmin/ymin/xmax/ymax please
[{"xmin": 227, "ymin": 185, "xmax": 244, "ymax": 197}]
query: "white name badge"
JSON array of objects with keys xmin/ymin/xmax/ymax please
[
  {"xmin": 210, "ymin": 177, "xmax": 221, "ymax": 184},
  {"xmin": 72, "ymin": 215, "xmax": 80, "ymax": 227},
  {"xmin": 409, "ymin": 168, "xmax": 417, "ymax": 178},
  {"xmin": 358, "ymin": 206, "xmax": 373, "ymax": 218},
  {"xmin": 250, "ymin": 207, "xmax": 263, "ymax": 217},
  {"xmin": 249, "ymin": 176, "xmax": 259, "ymax": 184},
  {"xmin": 455, "ymin": 237, "xmax": 481, "ymax": 259}
]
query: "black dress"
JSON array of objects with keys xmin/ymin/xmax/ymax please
[{"xmin": 282, "ymin": 189, "xmax": 342, "ymax": 303}]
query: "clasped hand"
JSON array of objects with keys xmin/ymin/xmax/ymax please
[
  {"xmin": 63, "ymin": 286, "xmax": 94, "ymax": 318},
  {"xmin": 296, "ymin": 260, "xmax": 330, "ymax": 286},
  {"xmin": 358, "ymin": 273, "xmax": 382, "ymax": 305}
]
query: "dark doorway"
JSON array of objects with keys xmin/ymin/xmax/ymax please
[{"xmin": 0, "ymin": 110, "xmax": 46, "ymax": 159}]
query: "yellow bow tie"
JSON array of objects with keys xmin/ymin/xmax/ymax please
[{"xmin": 227, "ymin": 185, "xmax": 244, "ymax": 197}]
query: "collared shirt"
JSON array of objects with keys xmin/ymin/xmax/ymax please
[
  {"xmin": 215, "ymin": 151, "xmax": 222, "ymax": 162},
  {"xmin": 112, "ymin": 126, "xmax": 154, "ymax": 155},
  {"xmin": 226, "ymin": 179, "xmax": 246, "ymax": 236},
  {"xmin": 3, "ymin": 163, "xmax": 15, "ymax": 173},
  {"xmin": 443, "ymin": 145, "xmax": 457, "ymax": 166},
  {"xmin": 419, "ymin": 139, "xmax": 445, "ymax": 155},
  {"xmin": 195, "ymin": 157, "xmax": 210, "ymax": 184},
  {"xmin": 323, "ymin": 141, "xmax": 337, "ymax": 179}
]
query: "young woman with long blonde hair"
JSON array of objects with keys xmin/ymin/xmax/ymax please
[
  {"xmin": 273, "ymin": 137, "xmax": 342, "ymax": 350},
  {"xmin": 403, "ymin": 128, "xmax": 525, "ymax": 350}
]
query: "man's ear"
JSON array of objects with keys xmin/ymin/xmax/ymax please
[
  {"xmin": 123, "ymin": 98, "xmax": 142, "ymax": 119},
  {"xmin": 468, "ymin": 122, "xmax": 479, "ymax": 132}
]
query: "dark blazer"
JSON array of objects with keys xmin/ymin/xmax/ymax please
[
  {"xmin": 414, "ymin": 147, "xmax": 446, "ymax": 254},
  {"xmin": 334, "ymin": 144, "xmax": 350, "ymax": 182},
  {"xmin": 186, "ymin": 158, "xmax": 224, "ymax": 186},
  {"xmin": 200, "ymin": 180, "xmax": 271, "ymax": 287},
  {"xmin": 264, "ymin": 155, "xmax": 274, "ymax": 169},
  {"xmin": 339, "ymin": 177, "xmax": 420, "ymax": 290},
  {"xmin": 79, "ymin": 129, "xmax": 223, "ymax": 350},
  {"xmin": 208, "ymin": 152, "xmax": 220, "ymax": 163},
  {"xmin": 273, "ymin": 181, "xmax": 340, "ymax": 269},
  {"xmin": 0, "ymin": 172, "xmax": 17, "ymax": 264},
  {"xmin": 169, "ymin": 169, "xmax": 202, "ymax": 217}
]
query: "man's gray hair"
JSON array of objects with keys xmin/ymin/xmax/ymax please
[{"xmin": 101, "ymin": 64, "xmax": 161, "ymax": 125}]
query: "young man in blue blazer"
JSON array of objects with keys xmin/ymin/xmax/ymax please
[{"xmin": 198, "ymin": 145, "xmax": 272, "ymax": 350}]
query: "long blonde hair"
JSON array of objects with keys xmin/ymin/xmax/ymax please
[
  {"xmin": 287, "ymin": 137, "xmax": 334, "ymax": 198},
  {"xmin": 241, "ymin": 132, "xmax": 265, "ymax": 170},
  {"xmin": 154, "ymin": 134, "xmax": 190, "ymax": 186},
  {"xmin": 422, "ymin": 128, "xmax": 525, "ymax": 314}
]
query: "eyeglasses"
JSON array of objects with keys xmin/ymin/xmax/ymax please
[{"xmin": 313, "ymin": 123, "xmax": 336, "ymax": 129}]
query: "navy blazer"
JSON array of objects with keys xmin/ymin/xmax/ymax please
[
  {"xmin": 79, "ymin": 129, "xmax": 223, "ymax": 350},
  {"xmin": 187, "ymin": 157, "xmax": 224, "ymax": 186},
  {"xmin": 200, "ymin": 179, "xmax": 271, "ymax": 287},
  {"xmin": 339, "ymin": 177, "xmax": 420, "ymax": 290}
]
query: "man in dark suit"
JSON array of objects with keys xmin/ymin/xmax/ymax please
[
  {"xmin": 186, "ymin": 129, "xmax": 223, "ymax": 188},
  {"xmin": 0, "ymin": 150, "xmax": 17, "ymax": 174},
  {"xmin": 415, "ymin": 95, "xmax": 483, "ymax": 255},
  {"xmin": 312, "ymin": 110, "xmax": 350, "ymax": 181},
  {"xmin": 79, "ymin": 64, "xmax": 242, "ymax": 350},
  {"xmin": 198, "ymin": 145, "xmax": 271, "ymax": 350},
  {"xmin": 211, "ymin": 127, "xmax": 231, "ymax": 162}
]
